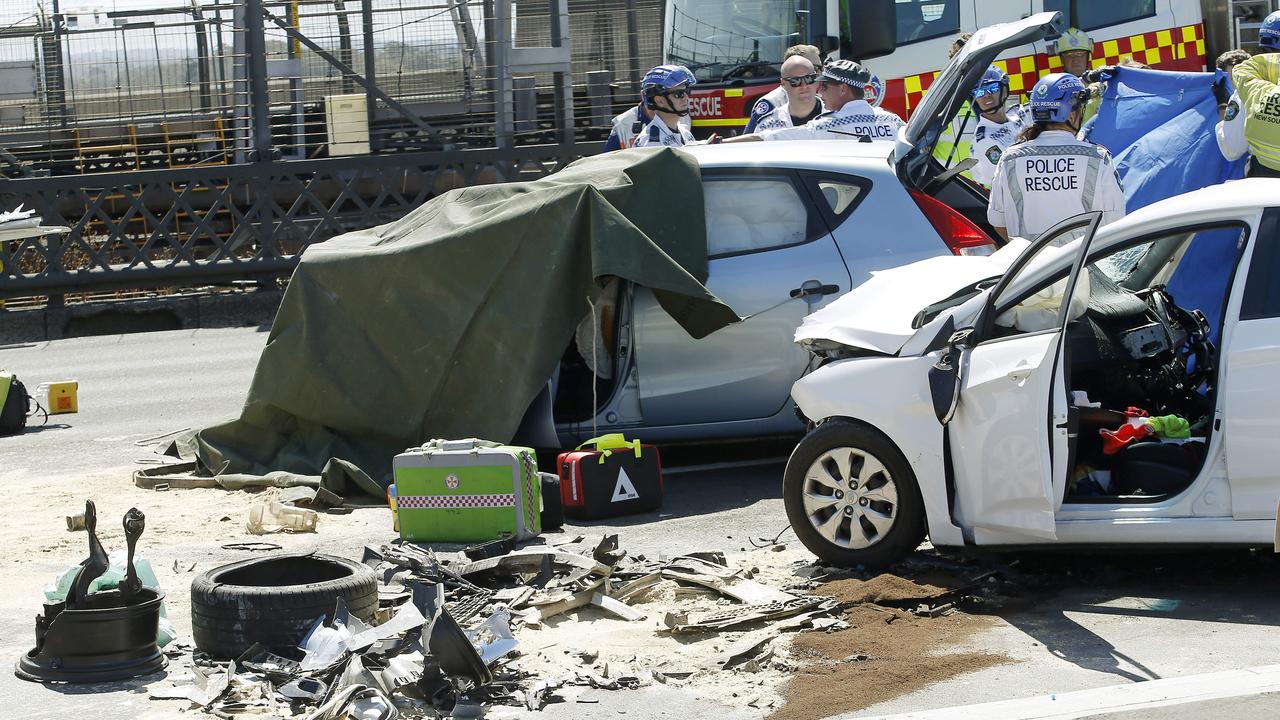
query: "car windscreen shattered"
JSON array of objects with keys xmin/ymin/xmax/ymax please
[{"xmin": 794, "ymin": 239, "xmax": 1029, "ymax": 356}]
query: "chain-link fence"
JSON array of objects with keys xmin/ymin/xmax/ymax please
[{"xmin": 0, "ymin": 0, "xmax": 664, "ymax": 178}]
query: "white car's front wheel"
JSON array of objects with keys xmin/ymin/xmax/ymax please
[{"xmin": 783, "ymin": 420, "xmax": 925, "ymax": 568}]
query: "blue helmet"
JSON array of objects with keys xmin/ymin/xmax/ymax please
[
  {"xmin": 642, "ymin": 64, "xmax": 696, "ymax": 106},
  {"xmin": 971, "ymin": 65, "xmax": 1009, "ymax": 100},
  {"xmin": 1029, "ymin": 72, "xmax": 1088, "ymax": 123},
  {"xmin": 1260, "ymin": 11, "xmax": 1280, "ymax": 51}
]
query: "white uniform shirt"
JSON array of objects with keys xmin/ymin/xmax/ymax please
[
  {"xmin": 1215, "ymin": 92, "xmax": 1248, "ymax": 161},
  {"xmin": 745, "ymin": 86, "xmax": 789, "ymax": 132},
  {"xmin": 759, "ymin": 99, "xmax": 904, "ymax": 142},
  {"xmin": 606, "ymin": 104, "xmax": 690, "ymax": 150},
  {"xmin": 987, "ymin": 129, "xmax": 1126, "ymax": 241},
  {"xmin": 971, "ymin": 105, "xmax": 1029, "ymax": 186},
  {"xmin": 633, "ymin": 116, "xmax": 697, "ymax": 147},
  {"xmin": 751, "ymin": 100, "xmax": 825, "ymax": 133}
]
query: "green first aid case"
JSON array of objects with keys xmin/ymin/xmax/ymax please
[{"xmin": 392, "ymin": 438, "xmax": 542, "ymax": 543}]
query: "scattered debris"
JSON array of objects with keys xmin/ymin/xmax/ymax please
[{"xmin": 17, "ymin": 501, "xmax": 169, "ymax": 683}]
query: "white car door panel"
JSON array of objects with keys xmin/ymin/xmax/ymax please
[
  {"xmin": 1223, "ymin": 318, "xmax": 1280, "ymax": 519},
  {"xmin": 948, "ymin": 213, "xmax": 1100, "ymax": 540},
  {"xmin": 952, "ymin": 331, "xmax": 1062, "ymax": 538},
  {"xmin": 634, "ymin": 237, "xmax": 849, "ymax": 425}
]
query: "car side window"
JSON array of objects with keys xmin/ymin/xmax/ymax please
[
  {"xmin": 1241, "ymin": 208, "xmax": 1280, "ymax": 320},
  {"xmin": 703, "ymin": 176, "xmax": 824, "ymax": 257}
]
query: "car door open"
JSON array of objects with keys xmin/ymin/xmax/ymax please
[{"xmin": 947, "ymin": 213, "xmax": 1102, "ymax": 540}]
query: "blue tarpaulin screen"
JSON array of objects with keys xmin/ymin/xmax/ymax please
[{"xmin": 1084, "ymin": 66, "xmax": 1246, "ymax": 212}]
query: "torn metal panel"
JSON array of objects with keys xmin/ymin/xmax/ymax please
[
  {"xmin": 346, "ymin": 602, "xmax": 426, "ymax": 653},
  {"xmin": 460, "ymin": 550, "xmax": 611, "ymax": 581},
  {"xmin": 465, "ymin": 608, "xmax": 519, "ymax": 665},
  {"xmin": 590, "ymin": 593, "xmax": 646, "ymax": 621},
  {"xmin": 611, "ymin": 572, "xmax": 662, "ymax": 602},
  {"xmin": 665, "ymin": 598, "xmax": 829, "ymax": 632},
  {"xmin": 661, "ymin": 556, "xmax": 797, "ymax": 605}
]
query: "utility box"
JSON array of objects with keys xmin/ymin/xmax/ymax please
[
  {"xmin": 325, "ymin": 94, "xmax": 370, "ymax": 156},
  {"xmin": 46, "ymin": 380, "xmax": 78, "ymax": 414}
]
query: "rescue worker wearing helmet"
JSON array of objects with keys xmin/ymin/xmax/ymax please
[
  {"xmin": 604, "ymin": 65, "xmax": 693, "ymax": 151},
  {"xmin": 1232, "ymin": 11, "xmax": 1280, "ymax": 177},
  {"xmin": 969, "ymin": 65, "xmax": 1029, "ymax": 188},
  {"xmin": 1055, "ymin": 27, "xmax": 1094, "ymax": 78},
  {"xmin": 722, "ymin": 60, "xmax": 903, "ymax": 143},
  {"xmin": 633, "ymin": 65, "xmax": 699, "ymax": 147},
  {"xmin": 987, "ymin": 73, "xmax": 1125, "ymax": 241}
]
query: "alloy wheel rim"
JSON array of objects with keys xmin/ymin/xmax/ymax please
[{"xmin": 801, "ymin": 446, "xmax": 898, "ymax": 550}]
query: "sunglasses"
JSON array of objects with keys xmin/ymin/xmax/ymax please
[
  {"xmin": 663, "ymin": 89, "xmax": 689, "ymax": 99},
  {"xmin": 782, "ymin": 73, "xmax": 818, "ymax": 87}
]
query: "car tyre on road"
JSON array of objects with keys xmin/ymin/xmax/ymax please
[
  {"xmin": 191, "ymin": 553, "xmax": 377, "ymax": 659},
  {"xmin": 783, "ymin": 419, "xmax": 925, "ymax": 568}
]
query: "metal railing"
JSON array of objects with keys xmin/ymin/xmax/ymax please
[{"xmin": 0, "ymin": 0, "xmax": 663, "ymax": 306}]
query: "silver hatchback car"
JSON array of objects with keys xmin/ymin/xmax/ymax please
[{"xmin": 520, "ymin": 14, "xmax": 1063, "ymax": 448}]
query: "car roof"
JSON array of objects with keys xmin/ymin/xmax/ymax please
[
  {"xmin": 1094, "ymin": 178, "xmax": 1280, "ymax": 244},
  {"xmin": 679, "ymin": 140, "xmax": 895, "ymax": 172}
]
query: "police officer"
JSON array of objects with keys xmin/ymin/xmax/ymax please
[
  {"xmin": 988, "ymin": 73, "xmax": 1125, "ymax": 241},
  {"xmin": 1232, "ymin": 11, "xmax": 1280, "ymax": 177},
  {"xmin": 723, "ymin": 60, "xmax": 903, "ymax": 143},
  {"xmin": 970, "ymin": 65, "xmax": 1029, "ymax": 187},
  {"xmin": 744, "ymin": 44, "xmax": 823, "ymax": 133},
  {"xmin": 604, "ymin": 65, "xmax": 693, "ymax": 151},
  {"xmin": 1215, "ymin": 49, "xmax": 1252, "ymax": 161},
  {"xmin": 751, "ymin": 56, "xmax": 824, "ymax": 133},
  {"xmin": 633, "ymin": 65, "xmax": 698, "ymax": 147},
  {"xmin": 1055, "ymin": 27, "xmax": 1094, "ymax": 78}
]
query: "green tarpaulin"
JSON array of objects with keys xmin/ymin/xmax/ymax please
[{"xmin": 166, "ymin": 148, "xmax": 736, "ymax": 499}]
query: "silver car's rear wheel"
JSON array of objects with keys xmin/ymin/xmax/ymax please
[
  {"xmin": 801, "ymin": 447, "xmax": 899, "ymax": 550},
  {"xmin": 783, "ymin": 420, "xmax": 925, "ymax": 568}
]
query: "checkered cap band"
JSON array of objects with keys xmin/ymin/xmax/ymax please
[{"xmin": 399, "ymin": 494, "xmax": 516, "ymax": 509}]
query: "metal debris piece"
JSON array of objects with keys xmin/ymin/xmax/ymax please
[
  {"xmin": 465, "ymin": 607, "xmax": 519, "ymax": 665},
  {"xmin": 428, "ymin": 606, "xmax": 492, "ymax": 690},
  {"xmin": 589, "ymin": 592, "xmax": 646, "ymax": 621},
  {"xmin": 611, "ymin": 572, "xmax": 663, "ymax": 602},
  {"xmin": 346, "ymin": 602, "xmax": 426, "ymax": 653},
  {"xmin": 449, "ymin": 589, "xmax": 497, "ymax": 625},
  {"xmin": 666, "ymin": 597, "xmax": 829, "ymax": 632},
  {"xmin": 278, "ymin": 677, "xmax": 327, "ymax": 704},
  {"xmin": 592, "ymin": 535, "xmax": 626, "ymax": 567},
  {"xmin": 661, "ymin": 555, "xmax": 797, "ymax": 605},
  {"xmin": 236, "ymin": 643, "xmax": 302, "ymax": 684},
  {"xmin": 464, "ymin": 535, "xmax": 517, "ymax": 562}
]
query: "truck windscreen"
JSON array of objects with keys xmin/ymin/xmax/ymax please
[{"xmin": 665, "ymin": 0, "xmax": 803, "ymax": 83}]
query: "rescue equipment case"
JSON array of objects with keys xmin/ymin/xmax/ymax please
[
  {"xmin": 556, "ymin": 434, "xmax": 663, "ymax": 520},
  {"xmin": 392, "ymin": 439, "xmax": 542, "ymax": 542}
]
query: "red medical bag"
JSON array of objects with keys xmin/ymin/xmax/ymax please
[{"xmin": 556, "ymin": 434, "xmax": 663, "ymax": 520}]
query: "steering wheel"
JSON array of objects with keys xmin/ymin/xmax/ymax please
[{"xmin": 1157, "ymin": 289, "xmax": 1215, "ymax": 391}]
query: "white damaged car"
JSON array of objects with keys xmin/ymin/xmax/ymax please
[{"xmin": 783, "ymin": 181, "xmax": 1280, "ymax": 567}]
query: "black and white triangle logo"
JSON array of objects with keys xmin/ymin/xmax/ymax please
[{"xmin": 611, "ymin": 467, "xmax": 640, "ymax": 502}]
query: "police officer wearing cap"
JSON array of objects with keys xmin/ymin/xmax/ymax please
[
  {"xmin": 1232, "ymin": 11, "xmax": 1280, "ymax": 177},
  {"xmin": 722, "ymin": 60, "xmax": 903, "ymax": 143},
  {"xmin": 970, "ymin": 65, "xmax": 1029, "ymax": 187},
  {"xmin": 604, "ymin": 65, "xmax": 693, "ymax": 151},
  {"xmin": 988, "ymin": 73, "xmax": 1125, "ymax": 241},
  {"xmin": 633, "ymin": 65, "xmax": 699, "ymax": 147}
]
